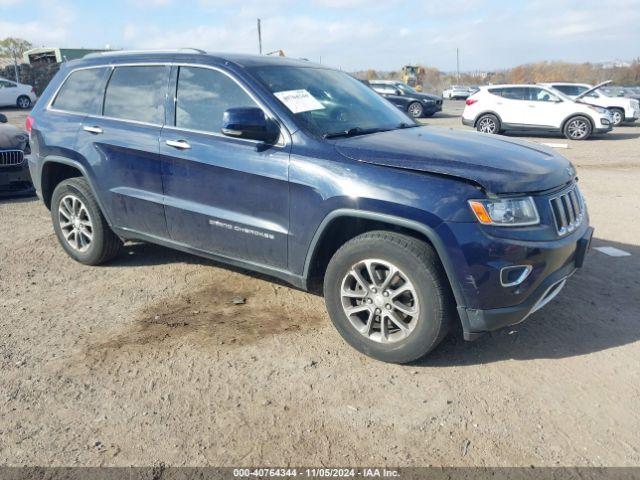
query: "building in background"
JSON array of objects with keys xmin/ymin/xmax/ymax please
[{"xmin": 22, "ymin": 47, "xmax": 110, "ymax": 65}]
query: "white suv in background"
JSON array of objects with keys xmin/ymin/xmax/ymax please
[
  {"xmin": 0, "ymin": 77, "xmax": 37, "ymax": 109},
  {"xmin": 462, "ymin": 84, "xmax": 613, "ymax": 140},
  {"xmin": 539, "ymin": 81, "xmax": 639, "ymax": 126}
]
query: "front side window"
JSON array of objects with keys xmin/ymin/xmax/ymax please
[
  {"xmin": 103, "ymin": 66, "xmax": 167, "ymax": 124},
  {"xmin": 527, "ymin": 87, "xmax": 560, "ymax": 102},
  {"xmin": 250, "ymin": 66, "xmax": 411, "ymax": 138},
  {"xmin": 175, "ymin": 66, "xmax": 257, "ymax": 133},
  {"xmin": 52, "ymin": 68, "xmax": 108, "ymax": 114}
]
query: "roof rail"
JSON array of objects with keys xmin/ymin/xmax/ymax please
[{"xmin": 83, "ymin": 48, "xmax": 206, "ymax": 59}]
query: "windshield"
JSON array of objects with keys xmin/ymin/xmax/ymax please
[
  {"xmin": 545, "ymin": 87, "xmax": 575, "ymax": 102},
  {"xmin": 250, "ymin": 66, "xmax": 412, "ymax": 138},
  {"xmin": 398, "ymin": 84, "xmax": 417, "ymax": 94}
]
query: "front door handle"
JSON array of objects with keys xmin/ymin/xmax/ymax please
[
  {"xmin": 165, "ymin": 139, "xmax": 191, "ymax": 150},
  {"xmin": 83, "ymin": 125, "xmax": 103, "ymax": 134}
]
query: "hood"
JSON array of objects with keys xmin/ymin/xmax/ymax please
[
  {"xmin": 0, "ymin": 124, "xmax": 28, "ymax": 151},
  {"xmin": 333, "ymin": 127, "xmax": 575, "ymax": 194},
  {"xmin": 416, "ymin": 93, "xmax": 441, "ymax": 101},
  {"xmin": 575, "ymin": 80, "xmax": 611, "ymax": 100}
]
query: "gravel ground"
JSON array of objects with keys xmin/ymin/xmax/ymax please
[{"xmin": 1, "ymin": 102, "xmax": 639, "ymax": 467}]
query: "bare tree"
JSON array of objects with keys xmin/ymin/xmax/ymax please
[{"xmin": 0, "ymin": 37, "xmax": 33, "ymax": 83}]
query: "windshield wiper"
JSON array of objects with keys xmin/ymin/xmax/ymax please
[{"xmin": 323, "ymin": 127, "xmax": 390, "ymax": 139}]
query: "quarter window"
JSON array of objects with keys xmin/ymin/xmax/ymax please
[
  {"xmin": 175, "ymin": 66, "xmax": 258, "ymax": 133},
  {"xmin": 52, "ymin": 68, "xmax": 109, "ymax": 114},
  {"xmin": 103, "ymin": 66, "xmax": 167, "ymax": 124}
]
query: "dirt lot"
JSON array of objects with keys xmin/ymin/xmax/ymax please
[{"xmin": 1, "ymin": 102, "xmax": 639, "ymax": 467}]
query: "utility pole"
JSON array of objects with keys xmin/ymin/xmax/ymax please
[
  {"xmin": 456, "ymin": 48, "xmax": 460, "ymax": 83},
  {"xmin": 257, "ymin": 18, "xmax": 263, "ymax": 55}
]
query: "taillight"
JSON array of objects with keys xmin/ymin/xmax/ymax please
[
  {"xmin": 31, "ymin": 87, "xmax": 36, "ymax": 94},
  {"xmin": 466, "ymin": 98, "xmax": 478, "ymax": 106},
  {"xmin": 25, "ymin": 115, "xmax": 34, "ymax": 134}
]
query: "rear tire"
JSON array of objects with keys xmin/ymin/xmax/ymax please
[
  {"xmin": 563, "ymin": 115, "xmax": 592, "ymax": 140},
  {"xmin": 323, "ymin": 231, "xmax": 454, "ymax": 364},
  {"xmin": 17, "ymin": 95, "xmax": 31, "ymax": 109},
  {"xmin": 609, "ymin": 108, "xmax": 624, "ymax": 126},
  {"xmin": 51, "ymin": 177, "xmax": 123, "ymax": 265},
  {"xmin": 476, "ymin": 114, "xmax": 500, "ymax": 134}
]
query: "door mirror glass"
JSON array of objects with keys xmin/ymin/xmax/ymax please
[
  {"xmin": 221, "ymin": 107, "xmax": 279, "ymax": 143},
  {"xmin": 0, "ymin": 113, "xmax": 7, "ymax": 123}
]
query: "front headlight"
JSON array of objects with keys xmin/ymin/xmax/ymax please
[
  {"xmin": 589, "ymin": 105, "xmax": 608, "ymax": 114},
  {"xmin": 468, "ymin": 197, "xmax": 540, "ymax": 226}
]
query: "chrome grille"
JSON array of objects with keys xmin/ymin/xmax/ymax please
[
  {"xmin": 0, "ymin": 149, "xmax": 24, "ymax": 167},
  {"xmin": 550, "ymin": 186, "xmax": 584, "ymax": 236}
]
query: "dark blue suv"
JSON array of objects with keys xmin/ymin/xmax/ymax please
[{"xmin": 27, "ymin": 50, "xmax": 593, "ymax": 363}]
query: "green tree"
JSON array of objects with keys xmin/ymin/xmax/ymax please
[{"xmin": 0, "ymin": 37, "xmax": 33, "ymax": 83}]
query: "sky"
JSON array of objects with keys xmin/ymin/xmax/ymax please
[{"xmin": 1, "ymin": 0, "xmax": 639, "ymax": 72}]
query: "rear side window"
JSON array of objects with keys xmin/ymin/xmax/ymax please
[
  {"xmin": 52, "ymin": 68, "xmax": 109, "ymax": 114},
  {"xmin": 499, "ymin": 87, "xmax": 525, "ymax": 100},
  {"xmin": 104, "ymin": 66, "xmax": 167, "ymax": 124},
  {"xmin": 175, "ymin": 66, "xmax": 257, "ymax": 133}
]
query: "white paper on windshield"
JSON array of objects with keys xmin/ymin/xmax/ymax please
[{"xmin": 274, "ymin": 89, "xmax": 324, "ymax": 113}]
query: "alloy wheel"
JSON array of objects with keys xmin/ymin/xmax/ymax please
[
  {"xmin": 567, "ymin": 119, "xmax": 588, "ymax": 139},
  {"xmin": 340, "ymin": 259, "xmax": 420, "ymax": 344},
  {"xmin": 18, "ymin": 97, "xmax": 30, "ymax": 109},
  {"xmin": 478, "ymin": 117, "xmax": 497, "ymax": 133},
  {"xmin": 58, "ymin": 194, "xmax": 94, "ymax": 252},
  {"xmin": 611, "ymin": 110, "xmax": 623, "ymax": 125},
  {"xmin": 408, "ymin": 103, "xmax": 423, "ymax": 118}
]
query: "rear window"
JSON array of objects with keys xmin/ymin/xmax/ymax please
[
  {"xmin": 52, "ymin": 68, "xmax": 109, "ymax": 114},
  {"xmin": 103, "ymin": 66, "xmax": 167, "ymax": 124}
]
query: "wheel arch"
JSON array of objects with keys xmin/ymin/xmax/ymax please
[
  {"xmin": 473, "ymin": 111, "xmax": 503, "ymax": 127},
  {"xmin": 561, "ymin": 113, "xmax": 594, "ymax": 132},
  {"xmin": 302, "ymin": 209, "xmax": 464, "ymax": 307},
  {"xmin": 40, "ymin": 156, "xmax": 114, "ymax": 227}
]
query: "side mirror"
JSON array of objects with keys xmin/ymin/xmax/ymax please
[
  {"xmin": 0, "ymin": 113, "xmax": 7, "ymax": 123},
  {"xmin": 221, "ymin": 107, "xmax": 279, "ymax": 143}
]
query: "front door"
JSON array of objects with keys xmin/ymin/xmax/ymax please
[
  {"xmin": 159, "ymin": 65, "xmax": 290, "ymax": 269},
  {"xmin": 522, "ymin": 87, "xmax": 565, "ymax": 129}
]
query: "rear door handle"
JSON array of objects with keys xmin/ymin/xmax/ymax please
[
  {"xmin": 83, "ymin": 125, "xmax": 103, "ymax": 134},
  {"xmin": 165, "ymin": 139, "xmax": 191, "ymax": 150}
]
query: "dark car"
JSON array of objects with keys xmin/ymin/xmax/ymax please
[
  {"xmin": 369, "ymin": 80, "xmax": 442, "ymax": 118},
  {"xmin": 28, "ymin": 51, "xmax": 592, "ymax": 363},
  {"xmin": 0, "ymin": 113, "xmax": 33, "ymax": 196}
]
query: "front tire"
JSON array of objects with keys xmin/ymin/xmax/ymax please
[
  {"xmin": 609, "ymin": 108, "xmax": 624, "ymax": 126},
  {"xmin": 563, "ymin": 116, "xmax": 592, "ymax": 140},
  {"xmin": 17, "ymin": 95, "xmax": 31, "ymax": 109},
  {"xmin": 51, "ymin": 177, "xmax": 123, "ymax": 265},
  {"xmin": 323, "ymin": 231, "xmax": 454, "ymax": 364},
  {"xmin": 407, "ymin": 102, "xmax": 424, "ymax": 118},
  {"xmin": 476, "ymin": 113, "xmax": 500, "ymax": 134}
]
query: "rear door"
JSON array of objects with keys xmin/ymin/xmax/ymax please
[
  {"xmin": 488, "ymin": 87, "xmax": 527, "ymax": 126},
  {"xmin": 74, "ymin": 65, "xmax": 170, "ymax": 238},
  {"xmin": 0, "ymin": 79, "xmax": 17, "ymax": 106},
  {"xmin": 159, "ymin": 65, "xmax": 290, "ymax": 268}
]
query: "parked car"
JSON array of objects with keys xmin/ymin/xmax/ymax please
[
  {"xmin": 28, "ymin": 51, "xmax": 593, "ymax": 363},
  {"xmin": 443, "ymin": 85, "xmax": 472, "ymax": 100},
  {"xmin": 369, "ymin": 80, "xmax": 442, "ymax": 118},
  {"xmin": 539, "ymin": 81, "xmax": 639, "ymax": 126},
  {"xmin": 0, "ymin": 113, "xmax": 33, "ymax": 196},
  {"xmin": 462, "ymin": 84, "xmax": 613, "ymax": 140},
  {"xmin": 0, "ymin": 77, "xmax": 37, "ymax": 109}
]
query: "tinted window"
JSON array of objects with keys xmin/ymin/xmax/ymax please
[
  {"xmin": 52, "ymin": 68, "xmax": 108, "ymax": 114},
  {"xmin": 175, "ymin": 66, "xmax": 257, "ymax": 133},
  {"xmin": 500, "ymin": 87, "xmax": 525, "ymax": 100},
  {"xmin": 104, "ymin": 66, "xmax": 167, "ymax": 124},
  {"xmin": 0, "ymin": 80, "xmax": 15, "ymax": 88}
]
